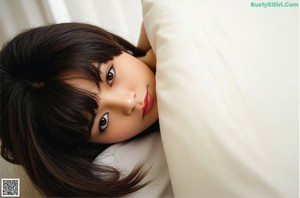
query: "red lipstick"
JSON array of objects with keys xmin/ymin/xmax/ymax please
[{"xmin": 142, "ymin": 89, "xmax": 153, "ymax": 118}]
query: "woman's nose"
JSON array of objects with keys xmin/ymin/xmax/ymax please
[{"xmin": 101, "ymin": 88, "xmax": 136, "ymax": 115}]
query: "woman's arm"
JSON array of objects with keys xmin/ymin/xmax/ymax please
[
  {"xmin": 137, "ymin": 23, "xmax": 156, "ymax": 71},
  {"xmin": 137, "ymin": 23, "xmax": 151, "ymax": 51}
]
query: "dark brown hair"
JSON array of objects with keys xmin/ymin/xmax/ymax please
[{"xmin": 0, "ymin": 23, "xmax": 157, "ymax": 197}]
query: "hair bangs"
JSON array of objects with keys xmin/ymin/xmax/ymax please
[{"xmin": 35, "ymin": 81, "xmax": 98, "ymax": 148}]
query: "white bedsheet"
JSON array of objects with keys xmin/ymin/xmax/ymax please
[
  {"xmin": 141, "ymin": 0, "xmax": 298, "ymax": 197},
  {"xmin": 94, "ymin": 132, "xmax": 174, "ymax": 197}
]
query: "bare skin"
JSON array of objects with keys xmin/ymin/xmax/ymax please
[{"xmin": 137, "ymin": 23, "xmax": 156, "ymax": 72}]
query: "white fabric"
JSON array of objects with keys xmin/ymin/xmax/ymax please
[
  {"xmin": 0, "ymin": 0, "xmax": 142, "ymax": 46},
  {"xmin": 141, "ymin": 0, "xmax": 298, "ymax": 197},
  {"xmin": 94, "ymin": 132, "xmax": 174, "ymax": 197}
]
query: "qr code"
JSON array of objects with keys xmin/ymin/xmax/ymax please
[{"xmin": 1, "ymin": 178, "xmax": 20, "ymax": 197}]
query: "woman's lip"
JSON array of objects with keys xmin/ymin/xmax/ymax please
[{"xmin": 142, "ymin": 88, "xmax": 153, "ymax": 118}]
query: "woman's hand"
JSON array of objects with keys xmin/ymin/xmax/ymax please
[{"xmin": 138, "ymin": 49, "xmax": 156, "ymax": 72}]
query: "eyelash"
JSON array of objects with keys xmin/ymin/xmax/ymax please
[
  {"xmin": 98, "ymin": 65, "xmax": 115, "ymax": 133},
  {"xmin": 99, "ymin": 113, "xmax": 109, "ymax": 133},
  {"xmin": 106, "ymin": 65, "xmax": 115, "ymax": 86}
]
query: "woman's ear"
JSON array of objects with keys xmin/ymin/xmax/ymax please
[{"xmin": 138, "ymin": 49, "xmax": 156, "ymax": 72}]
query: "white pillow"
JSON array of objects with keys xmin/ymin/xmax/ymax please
[
  {"xmin": 141, "ymin": 0, "xmax": 298, "ymax": 197},
  {"xmin": 94, "ymin": 132, "xmax": 173, "ymax": 197}
]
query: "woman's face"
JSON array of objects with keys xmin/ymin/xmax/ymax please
[{"xmin": 66, "ymin": 52, "xmax": 158, "ymax": 144}]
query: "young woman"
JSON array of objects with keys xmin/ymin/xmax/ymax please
[{"xmin": 0, "ymin": 22, "xmax": 159, "ymax": 197}]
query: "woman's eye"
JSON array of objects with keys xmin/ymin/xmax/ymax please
[
  {"xmin": 106, "ymin": 66, "xmax": 115, "ymax": 86},
  {"xmin": 99, "ymin": 113, "xmax": 109, "ymax": 133}
]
